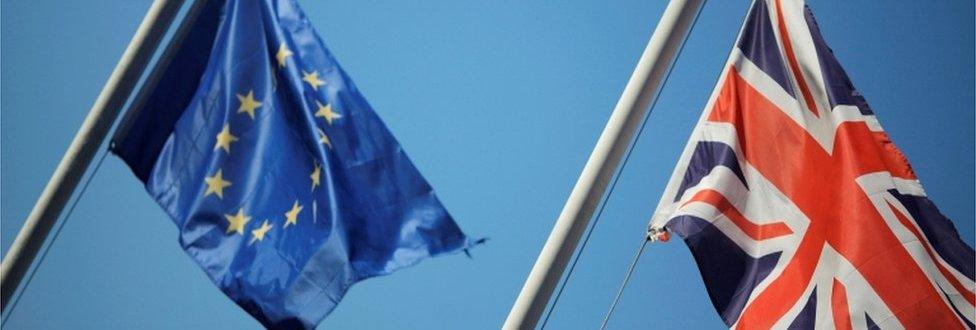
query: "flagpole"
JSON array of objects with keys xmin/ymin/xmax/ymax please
[
  {"xmin": 502, "ymin": 0, "xmax": 705, "ymax": 328},
  {"xmin": 0, "ymin": 0, "xmax": 188, "ymax": 311}
]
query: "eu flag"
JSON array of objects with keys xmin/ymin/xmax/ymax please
[{"xmin": 110, "ymin": 0, "xmax": 476, "ymax": 328}]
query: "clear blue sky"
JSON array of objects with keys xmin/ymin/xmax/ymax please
[{"xmin": 1, "ymin": 1, "xmax": 973, "ymax": 329}]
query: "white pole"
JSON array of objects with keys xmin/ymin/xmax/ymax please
[
  {"xmin": 502, "ymin": 0, "xmax": 705, "ymax": 328},
  {"xmin": 0, "ymin": 0, "xmax": 187, "ymax": 310}
]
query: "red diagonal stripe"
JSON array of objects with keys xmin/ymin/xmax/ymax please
[
  {"xmin": 682, "ymin": 189, "xmax": 793, "ymax": 241},
  {"xmin": 887, "ymin": 201, "xmax": 976, "ymax": 306},
  {"xmin": 774, "ymin": 0, "xmax": 819, "ymax": 117}
]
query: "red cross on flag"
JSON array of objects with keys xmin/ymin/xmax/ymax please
[{"xmin": 648, "ymin": 0, "xmax": 975, "ymax": 328}]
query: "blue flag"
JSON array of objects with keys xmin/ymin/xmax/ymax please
[{"xmin": 111, "ymin": 0, "xmax": 476, "ymax": 327}]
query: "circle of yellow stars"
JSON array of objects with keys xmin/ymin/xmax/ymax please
[{"xmin": 201, "ymin": 41, "xmax": 343, "ymax": 247}]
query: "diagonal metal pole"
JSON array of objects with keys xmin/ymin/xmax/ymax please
[
  {"xmin": 502, "ymin": 0, "xmax": 705, "ymax": 328},
  {"xmin": 0, "ymin": 0, "xmax": 188, "ymax": 311}
]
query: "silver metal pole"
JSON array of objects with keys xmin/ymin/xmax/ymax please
[
  {"xmin": 0, "ymin": 0, "xmax": 187, "ymax": 311},
  {"xmin": 502, "ymin": 0, "xmax": 705, "ymax": 328}
]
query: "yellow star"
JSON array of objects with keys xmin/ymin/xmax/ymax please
[
  {"xmin": 249, "ymin": 220, "xmax": 273, "ymax": 244},
  {"xmin": 214, "ymin": 124, "xmax": 239, "ymax": 153},
  {"xmin": 302, "ymin": 70, "xmax": 326, "ymax": 90},
  {"xmin": 275, "ymin": 44, "xmax": 293, "ymax": 68},
  {"xmin": 224, "ymin": 208, "xmax": 251, "ymax": 235},
  {"xmin": 317, "ymin": 128, "xmax": 332, "ymax": 149},
  {"xmin": 310, "ymin": 163, "xmax": 321, "ymax": 190},
  {"xmin": 314, "ymin": 101, "xmax": 342, "ymax": 125},
  {"xmin": 284, "ymin": 201, "xmax": 303, "ymax": 228},
  {"xmin": 236, "ymin": 89, "xmax": 263, "ymax": 119},
  {"xmin": 204, "ymin": 169, "xmax": 232, "ymax": 199}
]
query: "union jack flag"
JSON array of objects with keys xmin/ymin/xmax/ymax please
[{"xmin": 648, "ymin": 0, "xmax": 975, "ymax": 328}]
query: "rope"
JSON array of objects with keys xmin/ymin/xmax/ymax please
[
  {"xmin": 599, "ymin": 238, "xmax": 649, "ymax": 330},
  {"xmin": 539, "ymin": 96, "xmax": 656, "ymax": 329},
  {"xmin": 539, "ymin": 2, "xmax": 707, "ymax": 327},
  {"xmin": 1, "ymin": 149, "xmax": 111, "ymax": 326}
]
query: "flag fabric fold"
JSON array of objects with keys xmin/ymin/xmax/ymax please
[
  {"xmin": 112, "ymin": 0, "xmax": 475, "ymax": 328},
  {"xmin": 649, "ymin": 0, "xmax": 975, "ymax": 328}
]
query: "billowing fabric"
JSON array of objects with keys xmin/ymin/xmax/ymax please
[
  {"xmin": 648, "ymin": 0, "xmax": 975, "ymax": 328},
  {"xmin": 111, "ymin": 0, "xmax": 475, "ymax": 328}
]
